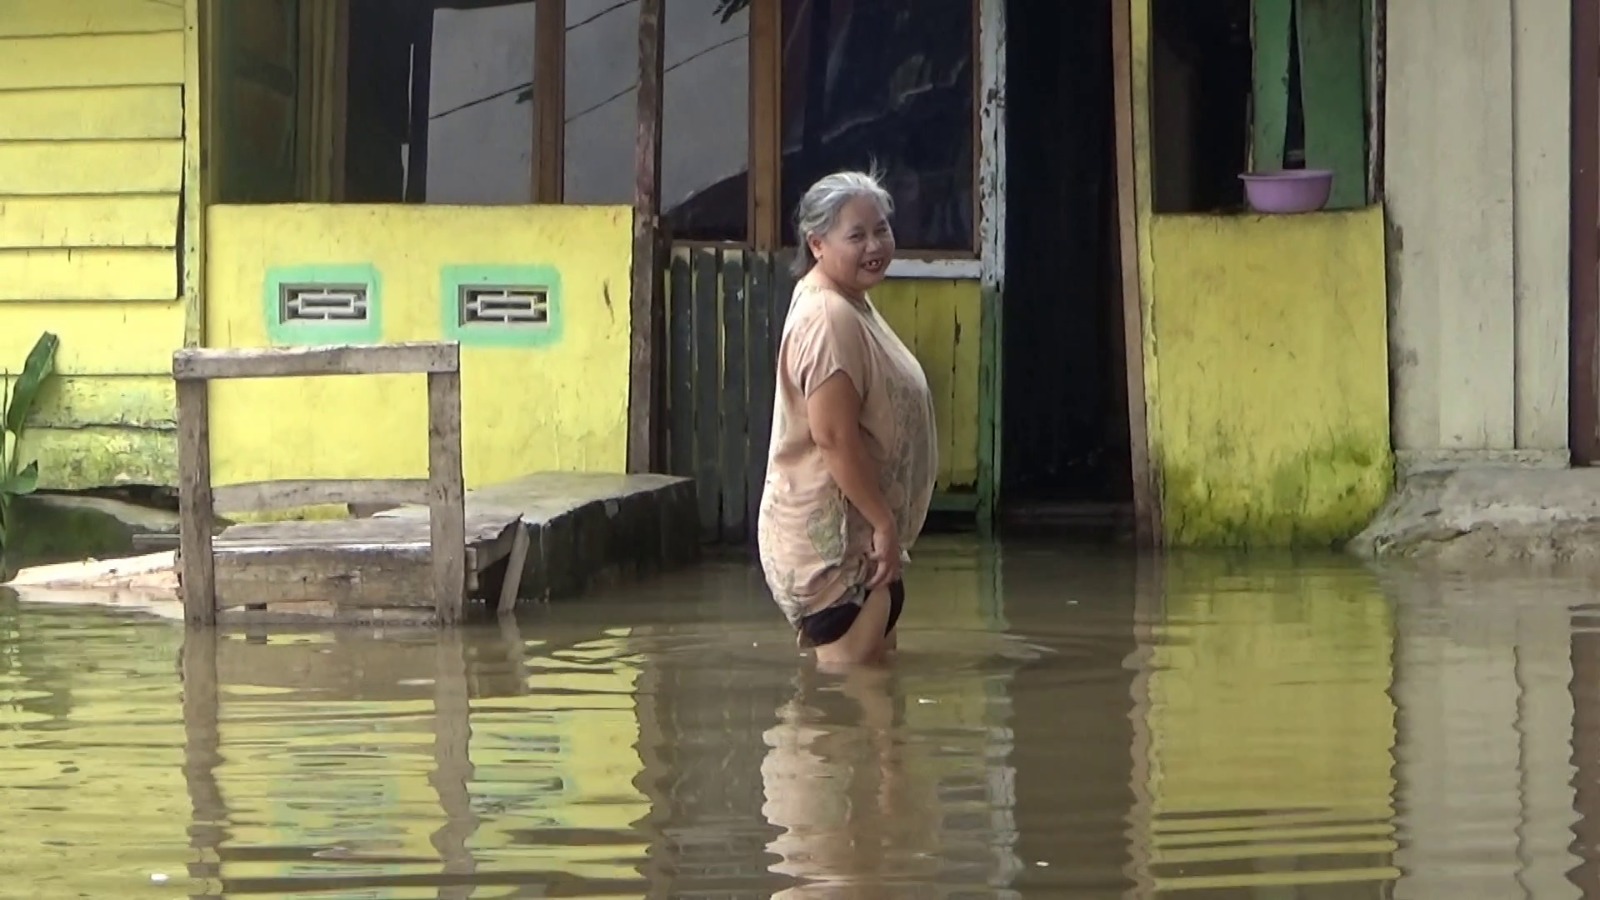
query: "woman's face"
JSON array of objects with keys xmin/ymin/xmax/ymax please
[{"xmin": 808, "ymin": 195, "xmax": 896, "ymax": 295}]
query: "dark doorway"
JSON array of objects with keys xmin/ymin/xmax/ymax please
[{"xmin": 1000, "ymin": 0, "xmax": 1131, "ymax": 523}]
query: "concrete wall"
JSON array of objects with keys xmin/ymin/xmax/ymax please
[
  {"xmin": 1146, "ymin": 212, "xmax": 1393, "ymax": 546},
  {"xmin": 1384, "ymin": 0, "xmax": 1571, "ymax": 470},
  {"xmin": 204, "ymin": 204, "xmax": 633, "ymax": 489},
  {"xmin": 0, "ymin": 0, "xmax": 191, "ymax": 489},
  {"xmin": 1131, "ymin": 1, "xmax": 1392, "ymax": 547}
]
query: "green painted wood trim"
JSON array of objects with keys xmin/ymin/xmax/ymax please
[
  {"xmin": 976, "ymin": 285, "xmax": 1000, "ymax": 531},
  {"xmin": 1251, "ymin": 0, "xmax": 1295, "ymax": 172},
  {"xmin": 1297, "ymin": 0, "xmax": 1368, "ymax": 208},
  {"xmin": 930, "ymin": 491, "xmax": 981, "ymax": 514}
]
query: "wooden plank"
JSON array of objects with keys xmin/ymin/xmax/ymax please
[
  {"xmin": 0, "ymin": 140, "xmax": 183, "ymax": 195},
  {"xmin": 173, "ymin": 342, "xmax": 461, "ymax": 382},
  {"xmin": 0, "ymin": 86, "xmax": 181, "ymax": 141},
  {"xmin": 0, "ymin": 194, "xmax": 178, "ymax": 249},
  {"xmin": 0, "ymin": 248, "xmax": 176, "ymax": 301},
  {"xmin": 184, "ymin": 0, "xmax": 205, "ymax": 347},
  {"xmin": 534, "ymin": 0, "xmax": 565, "ymax": 202},
  {"xmin": 212, "ymin": 479, "xmax": 432, "ymax": 515},
  {"xmin": 668, "ymin": 248, "xmax": 695, "ymax": 476},
  {"xmin": 24, "ymin": 374, "xmax": 174, "ymax": 428},
  {"xmin": 1297, "ymin": 0, "xmax": 1368, "ymax": 207},
  {"xmin": 1510, "ymin": 0, "xmax": 1571, "ymax": 450},
  {"xmin": 913, "ymin": 286, "xmax": 958, "ymax": 489},
  {"xmin": 427, "ymin": 369, "xmax": 467, "ymax": 623},
  {"xmin": 0, "ymin": 302, "xmax": 184, "ymax": 376},
  {"xmin": 176, "ymin": 379, "xmax": 216, "ymax": 624},
  {"xmin": 627, "ymin": 0, "xmax": 665, "ymax": 473},
  {"xmin": 1251, "ymin": 0, "xmax": 1294, "ymax": 171},
  {"xmin": 949, "ymin": 286, "xmax": 982, "ymax": 487},
  {"xmin": 0, "ymin": 0, "xmax": 185, "ymax": 37},
  {"xmin": 0, "ymin": 32, "xmax": 185, "ymax": 90},
  {"xmin": 497, "ymin": 524, "xmax": 531, "ymax": 615},
  {"xmin": 773, "ymin": 249, "xmax": 798, "ymax": 356},
  {"xmin": 213, "ymin": 515, "xmax": 510, "ymax": 554},
  {"xmin": 215, "ymin": 552, "xmax": 434, "ymax": 610},
  {"xmin": 692, "ymin": 248, "xmax": 721, "ymax": 540},
  {"xmin": 719, "ymin": 251, "xmax": 748, "ymax": 541},
  {"xmin": 1385, "ymin": 0, "xmax": 1515, "ymax": 450},
  {"xmin": 1113, "ymin": 0, "xmax": 1158, "ymax": 545},
  {"xmin": 746, "ymin": 251, "xmax": 775, "ymax": 531},
  {"xmin": 748, "ymin": 0, "xmax": 782, "ymax": 249},
  {"xmin": 1571, "ymin": 0, "xmax": 1600, "ymax": 463}
]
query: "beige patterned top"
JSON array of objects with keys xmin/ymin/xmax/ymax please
[{"xmin": 756, "ymin": 282, "xmax": 938, "ymax": 625}]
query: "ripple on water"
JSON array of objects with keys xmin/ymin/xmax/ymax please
[{"xmin": 7, "ymin": 546, "xmax": 1600, "ymax": 896}]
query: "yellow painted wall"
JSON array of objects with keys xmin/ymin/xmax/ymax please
[
  {"xmin": 0, "ymin": 0, "xmax": 189, "ymax": 489},
  {"xmin": 874, "ymin": 279, "xmax": 983, "ymax": 490},
  {"xmin": 1139, "ymin": 556, "xmax": 1398, "ymax": 891},
  {"xmin": 1130, "ymin": 0, "xmax": 1389, "ymax": 546},
  {"xmin": 1147, "ymin": 211, "xmax": 1392, "ymax": 546},
  {"xmin": 205, "ymin": 204, "xmax": 633, "ymax": 488}
]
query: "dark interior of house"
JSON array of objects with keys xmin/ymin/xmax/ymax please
[
  {"xmin": 1000, "ymin": 0, "xmax": 1131, "ymax": 523},
  {"xmin": 343, "ymin": 0, "xmax": 430, "ymax": 202},
  {"xmin": 1149, "ymin": 0, "xmax": 1255, "ymax": 213}
]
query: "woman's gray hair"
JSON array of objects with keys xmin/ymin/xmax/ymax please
[{"xmin": 790, "ymin": 168, "xmax": 894, "ymax": 276}]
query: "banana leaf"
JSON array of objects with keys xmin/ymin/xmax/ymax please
[{"xmin": 4, "ymin": 331, "xmax": 59, "ymax": 440}]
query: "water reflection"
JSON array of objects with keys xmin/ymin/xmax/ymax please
[{"xmin": 7, "ymin": 542, "xmax": 1600, "ymax": 896}]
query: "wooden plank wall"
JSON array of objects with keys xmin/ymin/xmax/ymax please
[
  {"xmin": 0, "ymin": 0, "xmax": 189, "ymax": 488},
  {"xmin": 665, "ymin": 245, "xmax": 984, "ymax": 544},
  {"xmin": 1385, "ymin": 0, "xmax": 1571, "ymax": 466},
  {"xmin": 666, "ymin": 247, "xmax": 794, "ymax": 544}
]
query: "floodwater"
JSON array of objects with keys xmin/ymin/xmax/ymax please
[{"xmin": 4, "ymin": 536, "xmax": 1600, "ymax": 898}]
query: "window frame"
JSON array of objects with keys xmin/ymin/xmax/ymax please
[{"xmin": 528, "ymin": 0, "xmax": 985, "ymax": 258}]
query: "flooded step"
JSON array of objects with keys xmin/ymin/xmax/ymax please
[{"xmin": 11, "ymin": 473, "xmax": 699, "ymax": 626}]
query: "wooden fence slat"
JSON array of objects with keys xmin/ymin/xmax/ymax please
[
  {"xmin": 746, "ymin": 252, "xmax": 775, "ymax": 534},
  {"xmin": 773, "ymin": 250, "xmax": 798, "ymax": 360},
  {"xmin": 691, "ymin": 248, "xmax": 721, "ymax": 540},
  {"xmin": 668, "ymin": 249, "xmax": 694, "ymax": 477},
  {"xmin": 719, "ymin": 250, "xmax": 748, "ymax": 542}
]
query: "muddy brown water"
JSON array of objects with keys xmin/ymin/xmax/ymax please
[{"xmin": 4, "ymin": 535, "xmax": 1599, "ymax": 898}]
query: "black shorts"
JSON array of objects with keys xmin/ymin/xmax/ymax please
[{"xmin": 796, "ymin": 580, "xmax": 905, "ymax": 648}]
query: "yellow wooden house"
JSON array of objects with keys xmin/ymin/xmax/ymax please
[{"xmin": 0, "ymin": 0, "xmax": 1393, "ymax": 549}]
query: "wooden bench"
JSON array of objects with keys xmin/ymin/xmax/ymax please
[{"xmin": 173, "ymin": 342, "xmax": 527, "ymax": 626}]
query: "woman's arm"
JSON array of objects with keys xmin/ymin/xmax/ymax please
[{"xmin": 808, "ymin": 371, "xmax": 892, "ymax": 533}]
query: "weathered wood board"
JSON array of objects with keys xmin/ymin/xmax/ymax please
[
  {"xmin": 211, "ymin": 514, "xmax": 520, "ymax": 621},
  {"xmin": 204, "ymin": 472, "xmax": 698, "ymax": 625}
]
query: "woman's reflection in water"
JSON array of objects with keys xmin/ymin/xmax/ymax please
[{"xmin": 760, "ymin": 664, "xmax": 937, "ymax": 897}]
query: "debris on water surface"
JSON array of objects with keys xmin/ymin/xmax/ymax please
[{"xmin": 149, "ymin": 873, "xmax": 169, "ymax": 884}]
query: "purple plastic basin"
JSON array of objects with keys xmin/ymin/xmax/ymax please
[{"xmin": 1238, "ymin": 169, "xmax": 1334, "ymax": 214}]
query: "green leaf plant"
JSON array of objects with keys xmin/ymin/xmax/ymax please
[{"xmin": 0, "ymin": 332, "xmax": 60, "ymax": 582}]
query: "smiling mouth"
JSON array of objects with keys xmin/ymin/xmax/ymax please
[{"xmin": 863, "ymin": 259, "xmax": 886, "ymax": 273}]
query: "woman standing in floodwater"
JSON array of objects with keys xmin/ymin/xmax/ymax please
[{"xmin": 757, "ymin": 169, "xmax": 939, "ymax": 667}]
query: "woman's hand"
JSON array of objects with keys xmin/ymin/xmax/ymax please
[{"xmin": 867, "ymin": 523, "xmax": 902, "ymax": 589}]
